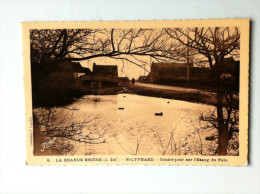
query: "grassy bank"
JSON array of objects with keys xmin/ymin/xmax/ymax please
[
  {"xmin": 32, "ymin": 78, "xmax": 238, "ymax": 109},
  {"xmin": 82, "ymin": 85, "xmax": 126, "ymax": 95},
  {"xmin": 32, "ymin": 79, "xmax": 85, "ymax": 107},
  {"xmin": 125, "ymin": 83, "xmax": 239, "ymax": 109}
]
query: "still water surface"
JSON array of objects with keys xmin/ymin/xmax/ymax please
[{"xmin": 64, "ymin": 94, "xmax": 217, "ymax": 155}]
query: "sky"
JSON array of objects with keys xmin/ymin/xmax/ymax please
[{"xmin": 74, "ymin": 27, "xmax": 240, "ymax": 79}]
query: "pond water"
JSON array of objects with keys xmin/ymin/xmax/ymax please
[{"xmin": 51, "ymin": 94, "xmax": 217, "ymax": 156}]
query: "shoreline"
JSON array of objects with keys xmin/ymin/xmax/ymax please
[
  {"xmin": 126, "ymin": 84, "xmax": 239, "ymax": 109},
  {"xmin": 33, "ymin": 82, "xmax": 239, "ymax": 109},
  {"xmin": 80, "ymin": 83, "xmax": 239, "ymax": 109}
]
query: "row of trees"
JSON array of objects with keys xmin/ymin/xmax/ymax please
[{"xmin": 30, "ymin": 27, "xmax": 240, "ymax": 155}]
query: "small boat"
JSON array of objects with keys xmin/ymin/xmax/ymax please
[
  {"xmin": 205, "ymin": 136, "xmax": 216, "ymax": 141},
  {"xmin": 155, "ymin": 112, "xmax": 163, "ymax": 116},
  {"xmin": 118, "ymin": 107, "xmax": 124, "ymax": 110},
  {"xmin": 118, "ymin": 87, "xmax": 127, "ymax": 93}
]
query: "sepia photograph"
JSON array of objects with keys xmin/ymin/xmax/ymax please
[
  {"xmin": 3, "ymin": 0, "xmax": 260, "ymax": 193},
  {"xmin": 23, "ymin": 19, "xmax": 249, "ymax": 165}
]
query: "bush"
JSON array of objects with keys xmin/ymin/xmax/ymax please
[{"xmin": 32, "ymin": 76, "xmax": 84, "ymax": 107}]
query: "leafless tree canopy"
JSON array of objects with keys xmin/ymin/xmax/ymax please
[
  {"xmin": 166, "ymin": 27, "xmax": 240, "ymax": 67},
  {"xmin": 30, "ymin": 28, "xmax": 190, "ymax": 72},
  {"xmin": 30, "ymin": 27, "xmax": 240, "ymax": 68}
]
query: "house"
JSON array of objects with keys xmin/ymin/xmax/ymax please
[
  {"xmin": 149, "ymin": 62, "xmax": 191, "ymax": 84},
  {"xmin": 55, "ymin": 61, "xmax": 91, "ymax": 79},
  {"xmin": 92, "ymin": 63, "xmax": 118, "ymax": 78},
  {"xmin": 148, "ymin": 58, "xmax": 239, "ymax": 90},
  {"xmin": 80, "ymin": 63, "xmax": 119, "ymax": 88},
  {"xmin": 49, "ymin": 60, "xmax": 91, "ymax": 81}
]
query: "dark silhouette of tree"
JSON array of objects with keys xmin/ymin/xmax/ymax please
[
  {"xmin": 166, "ymin": 27, "xmax": 240, "ymax": 155},
  {"xmin": 30, "ymin": 28, "xmax": 185, "ymax": 73},
  {"xmin": 30, "ymin": 29, "xmax": 98, "ymax": 62}
]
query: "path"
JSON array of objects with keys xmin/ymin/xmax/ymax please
[{"xmin": 135, "ymin": 82, "xmax": 216, "ymax": 96}]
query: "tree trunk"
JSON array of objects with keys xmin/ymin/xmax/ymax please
[{"xmin": 217, "ymin": 95, "xmax": 229, "ymax": 155}]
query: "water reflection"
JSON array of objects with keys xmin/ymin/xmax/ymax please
[{"xmin": 61, "ymin": 94, "xmax": 218, "ymax": 155}]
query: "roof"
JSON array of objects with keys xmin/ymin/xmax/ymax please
[
  {"xmin": 152, "ymin": 62, "xmax": 190, "ymax": 68},
  {"xmin": 55, "ymin": 61, "xmax": 91, "ymax": 73},
  {"xmin": 93, "ymin": 63, "xmax": 118, "ymax": 76}
]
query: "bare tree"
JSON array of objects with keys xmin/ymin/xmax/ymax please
[
  {"xmin": 30, "ymin": 28, "xmax": 186, "ymax": 72},
  {"xmin": 166, "ymin": 27, "xmax": 240, "ymax": 155},
  {"xmin": 30, "ymin": 29, "xmax": 100, "ymax": 62}
]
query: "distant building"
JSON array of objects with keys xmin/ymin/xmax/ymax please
[
  {"xmin": 49, "ymin": 60, "xmax": 91, "ymax": 81},
  {"xmin": 80, "ymin": 63, "xmax": 119, "ymax": 88},
  {"xmin": 219, "ymin": 57, "xmax": 240, "ymax": 91},
  {"xmin": 118, "ymin": 77, "xmax": 130, "ymax": 83},
  {"xmin": 55, "ymin": 61, "xmax": 90, "ymax": 73},
  {"xmin": 219, "ymin": 57, "xmax": 240, "ymax": 74},
  {"xmin": 149, "ymin": 62, "xmax": 191, "ymax": 84},
  {"xmin": 138, "ymin": 75, "xmax": 149, "ymax": 83},
  {"xmin": 92, "ymin": 63, "xmax": 118, "ymax": 78},
  {"xmin": 149, "ymin": 58, "xmax": 239, "ymax": 90}
]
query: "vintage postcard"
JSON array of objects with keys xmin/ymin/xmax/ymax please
[{"xmin": 23, "ymin": 19, "xmax": 249, "ymax": 165}]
